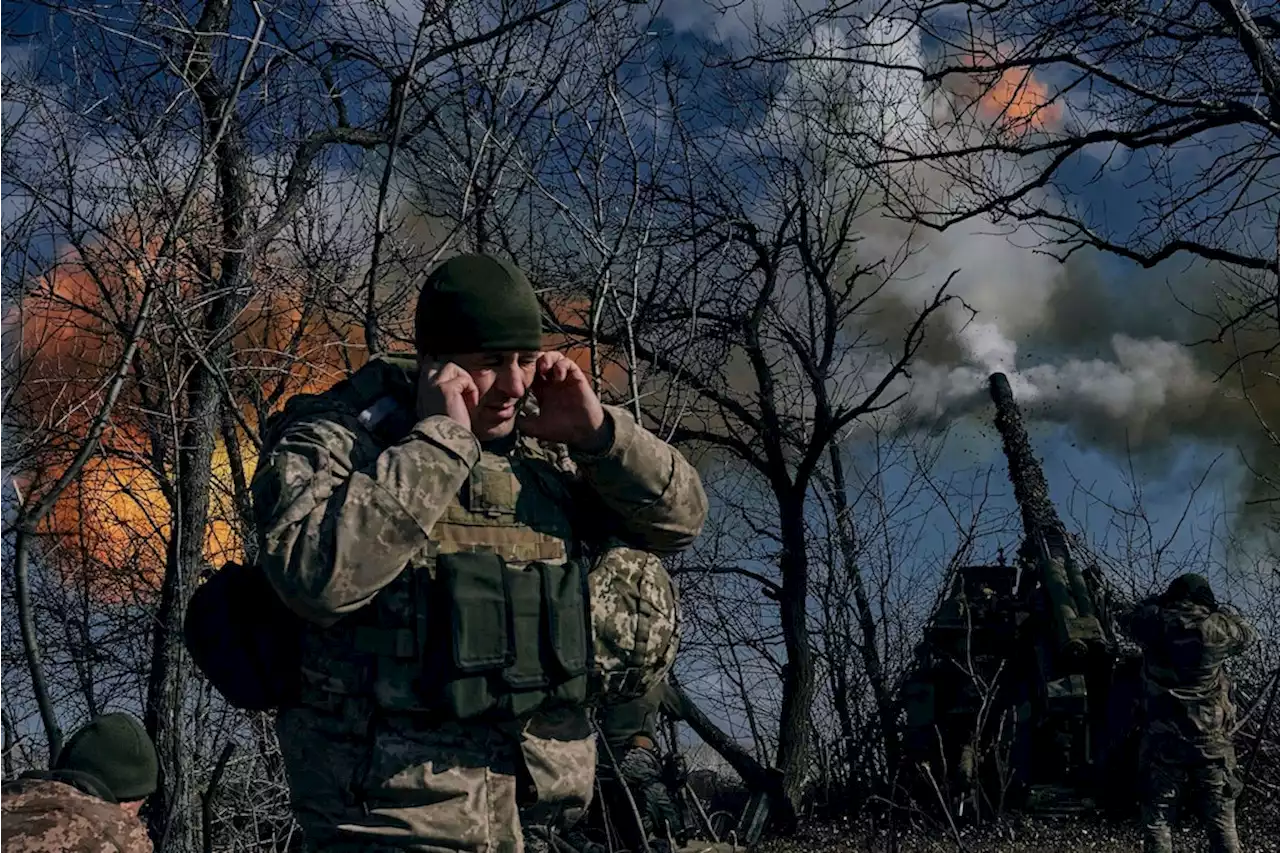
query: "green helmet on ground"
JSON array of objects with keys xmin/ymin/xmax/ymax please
[{"xmin": 589, "ymin": 541, "xmax": 680, "ymax": 704}]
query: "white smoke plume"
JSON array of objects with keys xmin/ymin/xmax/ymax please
[
  {"xmin": 797, "ymin": 16, "xmax": 1231, "ymax": 450},
  {"xmin": 906, "ymin": 335, "xmax": 1217, "ymax": 440}
]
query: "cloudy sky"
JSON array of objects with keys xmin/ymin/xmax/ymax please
[
  {"xmin": 739, "ymin": 0, "xmax": 1275, "ymax": 573},
  {"xmin": 4, "ymin": 0, "xmax": 1265, "ymax": 554}
]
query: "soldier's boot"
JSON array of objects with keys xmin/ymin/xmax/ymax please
[
  {"xmin": 1140, "ymin": 811, "xmax": 1174, "ymax": 853},
  {"xmin": 523, "ymin": 825, "xmax": 553, "ymax": 853},
  {"xmin": 527, "ymin": 824, "xmax": 608, "ymax": 853},
  {"xmin": 558, "ymin": 828, "xmax": 608, "ymax": 853},
  {"xmin": 1140, "ymin": 755, "xmax": 1179, "ymax": 853}
]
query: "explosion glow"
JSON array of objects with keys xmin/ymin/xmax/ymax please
[
  {"xmin": 8, "ymin": 243, "xmax": 617, "ymax": 602},
  {"xmin": 951, "ymin": 40, "xmax": 1064, "ymax": 135},
  {"xmin": 7, "ymin": 237, "xmax": 357, "ymax": 600},
  {"xmin": 977, "ymin": 65, "xmax": 1063, "ymax": 131}
]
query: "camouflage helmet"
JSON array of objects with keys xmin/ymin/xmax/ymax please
[{"xmin": 588, "ymin": 541, "xmax": 680, "ymax": 704}]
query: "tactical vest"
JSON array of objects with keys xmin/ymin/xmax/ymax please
[
  {"xmin": 1141, "ymin": 605, "xmax": 1237, "ymax": 746},
  {"xmin": 297, "ymin": 441, "xmax": 592, "ymax": 721}
]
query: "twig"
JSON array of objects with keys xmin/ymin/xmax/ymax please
[
  {"xmin": 921, "ymin": 762, "xmax": 966, "ymax": 852},
  {"xmin": 594, "ymin": 721, "xmax": 653, "ymax": 853},
  {"xmin": 1239, "ymin": 669, "xmax": 1280, "ymax": 807},
  {"xmin": 201, "ymin": 743, "xmax": 236, "ymax": 853}
]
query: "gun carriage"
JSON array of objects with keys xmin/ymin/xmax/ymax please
[{"xmin": 902, "ymin": 373, "xmax": 1143, "ymax": 814}]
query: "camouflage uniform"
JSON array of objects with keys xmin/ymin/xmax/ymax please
[
  {"xmin": 595, "ymin": 684, "xmax": 682, "ymax": 851},
  {"xmin": 1, "ymin": 774, "xmax": 153, "ymax": 853},
  {"xmin": 559, "ymin": 682, "xmax": 740, "ymax": 853},
  {"xmin": 1122, "ymin": 588, "xmax": 1257, "ymax": 853},
  {"xmin": 252, "ymin": 354, "xmax": 706, "ymax": 853}
]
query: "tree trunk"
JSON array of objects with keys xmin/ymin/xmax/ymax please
[
  {"xmin": 661, "ymin": 681, "xmax": 771, "ymax": 792},
  {"xmin": 143, "ymin": 365, "xmax": 222, "ymax": 852},
  {"xmin": 819, "ymin": 543, "xmax": 859, "ymax": 790},
  {"xmin": 3, "ymin": 707, "xmax": 20, "ymax": 779},
  {"xmin": 827, "ymin": 630, "xmax": 858, "ymax": 788},
  {"xmin": 219, "ymin": 406, "xmax": 258, "ymax": 565},
  {"xmin": 11, "ymin": 530, "xmax": 63, "ymax": 764},
  {"xmin": 144, "ymin": 234, "xmax": 249, "ymax": 851},
  {"xmin": 144, "ymin": 34, "xmax": 252, "ymax": 836},
  {"xmin": 774, "ymin": 498, "xmax": 815, "ymax": 809}
]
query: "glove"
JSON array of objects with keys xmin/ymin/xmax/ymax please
[{"xmin": 663, "ymin": 753, "xmax": 689, "ymax": 790}]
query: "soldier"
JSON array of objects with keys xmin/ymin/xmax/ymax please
[
  {"xmin": 1120, "ymin": 573, "xmax": 1257, "ymax": 853},
  {"xmin": 559, "ymin": 681, "xmax": 739, "ymax": 853},
  {"xmin": 2, "ymin": 712, "xmax": 157, "ymax": 853},
  {"xmin": 588, "ymin": 682, "xmax": 684, "ymax": 852},
  {"xmin": 251, "ymin": 253, "xmax": 707, "ymax": 853}
]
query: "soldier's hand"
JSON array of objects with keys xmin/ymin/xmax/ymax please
[
  {"xmin": 417, "ymin": 360, "xmax": 480, "ymax": 430},
  {"xmin": 518, "ymin": 351, "xmax": 609, "ymax": 452}
]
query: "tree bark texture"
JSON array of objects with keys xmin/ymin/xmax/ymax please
[
  {"xmin": 774, "ymin": 499, "xmax": 815, "ymax": 808},
  {"xmin": 11, "ymin": 530, "xmax": 64, "ymax": 764},
  {"xmin": 144, "ymin": 6, "xmax": 252, "ymax": 847},
  {"xmin": 143, "ymin": 362, "xmax": 224, "ymax": 851}
]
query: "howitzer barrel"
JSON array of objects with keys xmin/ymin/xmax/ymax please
[
  {"xmin": 988, "ymin": 373, "xmax": 1064, "ymax": 538},
  {"xmin": 989, "ymin": 373, "xmax": 1104, "ymax": 663}
]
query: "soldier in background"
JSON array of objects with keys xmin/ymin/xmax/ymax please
[
  {"xmin": 1120, "ymin": 573, "xmax": 1257, "ymax": 853},
  {"xmin": 252, "ymin": 253, "xmax": 705, "ymax": 852},
  {"xmin": 557, "ymin": 681, "xmax": 738, "ymax": 853},
  {"xmin": 594, "ymin": 682, "xmax": 684, "ymax": 852},
  {"xmin": 1, "ymin": 712, "xmax": 157, "ymax": 853}
]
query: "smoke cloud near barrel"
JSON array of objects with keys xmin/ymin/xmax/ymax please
[
  {"xmin": 895, "ymin": 259, "xmax": 1277, "ymax": 526},
  {"xmin": 813, "ymin": 22, "xmax": 1278, "ymax": 526}
]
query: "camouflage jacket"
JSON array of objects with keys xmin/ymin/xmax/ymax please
[
  {"xmin": 1, "ymin": 776, "xmax": 152, "ymax": 853},
  {"xmin": 1120, "ymin": 598, "xmax": 1257, "ymax": 751},
  {"xmin": 250, "ymin": 354, "xmax": 707, "ymax": 707}
]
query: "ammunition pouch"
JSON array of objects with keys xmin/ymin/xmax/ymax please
[
  {"xmin": 183, "ymin": 561, "xmax": 302, "ymax": 711},
  {"xmin": 431, "ymin": 552, "xmax": 590, "ymax": 721}
]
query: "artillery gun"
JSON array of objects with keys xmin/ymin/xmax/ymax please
[{"xmin": 902, "ymin": 373, "xmax": 1143, "ymax": 816}]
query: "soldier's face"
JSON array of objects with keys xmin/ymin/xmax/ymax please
[{"xmin": 442, "ymin": 350, "xmax": 540, "ymax": 440}]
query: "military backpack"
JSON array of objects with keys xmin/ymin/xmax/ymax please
[{"xmin": 183, "ymin": 559, "xmax": 303, "ymax": 711}]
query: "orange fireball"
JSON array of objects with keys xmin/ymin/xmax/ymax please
[
  {"xmin": 9, "ymin": 236, "xmax": 614, "ymax": 602},
  {"xmin": 7, "ymin": 231, "xmax": 367, "ymax": 597},
  {"xmin": 955, "ymin": 43, "xmax": 1063, "ymax": 135},
  {"xmin": 977, "ymin": 65, "xmax": 1063, "ymax": 132}
]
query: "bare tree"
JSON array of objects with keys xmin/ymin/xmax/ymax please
[
  {"xmin": 740, "ymin": 1, "xmax": 1279, "ymax": 509},
  {"xmin": 2, "ymin": 1, "xmax": 580, "ymax": 850},
  {"xmin": 746, "ymin": 1, "xmax": 1277, "ymax": 279},
  {"xmin": 530, "ymin": 39, "xmax": 964, "ymax": 806},
  {"xmin": 808, "ymin": 428, "xmax": 1000, "ymax": 805}
]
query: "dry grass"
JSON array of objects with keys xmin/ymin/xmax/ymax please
[{"xmin": 754, "ymin": 810, "xmax": 1280, "ymax": 853}]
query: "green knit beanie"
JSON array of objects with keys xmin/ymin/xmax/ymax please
[
  {"xmin": 54, "ymin": 712, "xmax": 158, "ymax": 802},
  {"xmin": 414, "ymin": 253, "xmax": 544, "ymax": 355}
]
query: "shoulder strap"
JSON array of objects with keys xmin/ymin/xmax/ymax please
[{"xmin": 516, "ymin": 444, "xmax": 623, "ymax": 562}]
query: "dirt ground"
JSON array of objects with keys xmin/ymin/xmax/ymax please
[{"xmin": 753, "ymin": 810, "xmax": 1280, "ymax": 852}]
